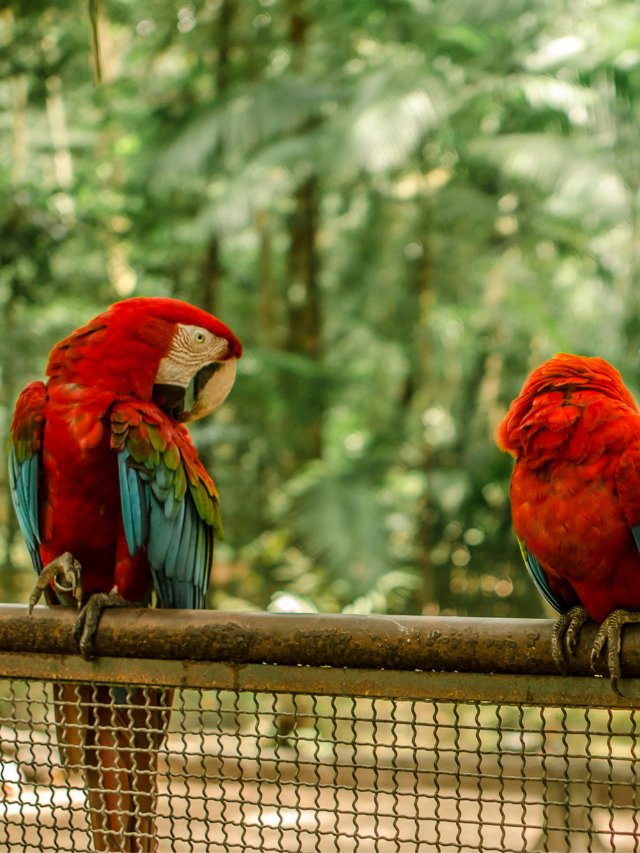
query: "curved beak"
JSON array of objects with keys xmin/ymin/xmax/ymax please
[{"xmin": 183, "ymin": 359, "xmax": 237, "ymax": 422}]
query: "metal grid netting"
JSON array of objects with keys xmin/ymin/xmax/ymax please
[{"xmin": 0, "ymin": 680, "xmax": 639, "ymax": 852}]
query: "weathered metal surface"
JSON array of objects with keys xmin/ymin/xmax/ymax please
[
  {"xmin": 1, "ymin": 604, "xmax": 640, "ymax": 680},
  {"xmin": 0, "ymin": 651, "xmax": 638, "ymax": 708}
]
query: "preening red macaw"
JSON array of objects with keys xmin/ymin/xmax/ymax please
[
  {"xmin": 8, "ymin": 297, "xmax": 242, "ymax": 851},
  {"xmin": 496, "ymin": 353, "xmax": 640, "ymax": 694}
]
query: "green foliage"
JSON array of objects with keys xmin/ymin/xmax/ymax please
[{"xmin": 2, "ymin": 0, "xmax": 640, "ymax": 620}]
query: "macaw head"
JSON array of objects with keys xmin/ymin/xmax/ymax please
[
  {"xmin": 47, "ymin": 297, "xmax": 243, "ymax": 421},
  {"xmin": 496, "ymin": 353, "xmax": 638, "ymax": 459}
]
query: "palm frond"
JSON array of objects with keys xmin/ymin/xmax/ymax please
[
  {"xmin": 341, "ymin": 71, "xmax": 449, "ymax": 173},
  {"xmin": 504, "ymin": 74, "xmax": 597, "ymax": 122},
  {"xmin": 442, "ymin": 0, "xmax": 532, "ymax": 24},
  {"xmin": 291, "ymin": 466, "xmax": 393, "ymax": 594},
  {"xmin": 187, "ymin": 132, "xmax": 322, "ymax": 237},
  {"xmin": 154, "ymin": 79, "xmax": 337, "ymax": 188},
  {"xmin": 470, "ymin": 133, "xmax": 627, "ymax": 218}
]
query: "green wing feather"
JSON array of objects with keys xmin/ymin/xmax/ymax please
[{"xmin": 112, "ymin": 403, "xmax": 221, "ymax": 610}]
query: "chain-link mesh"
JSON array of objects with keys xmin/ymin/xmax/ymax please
[{"xmin": 1, "ymin": 678, "xmax": 639, "ymax": 852}]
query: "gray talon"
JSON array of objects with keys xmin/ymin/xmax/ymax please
[
  {"xmin": 551, "ymin": 604, "xmax": 590, "ymax": 675},
  {"xmin": 590, "ymin": 609, "xmax": 640, "ymax": 695},
  {"xmin": 28, "ymin": 552, "xmax": 83, "ymax": 615},
  {"xmin": 73, "ymin": 592, "xmax": 136, "ymax": 660},
  {"xmin": 564, "ymin": 605, "xmax": 590, "ymax": 655}
]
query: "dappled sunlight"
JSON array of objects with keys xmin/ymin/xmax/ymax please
[{"xmin": 2, "ymin": 0, "xmax": 640, "ymax": 621}]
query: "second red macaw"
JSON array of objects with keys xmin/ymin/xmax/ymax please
[
  {"xmin": 496, "ymin": 353, "xmax": 640, "ymax": 693},
  {"xmin": 8, "ymin": 297, "xmax": 242, "ymax": 851}
]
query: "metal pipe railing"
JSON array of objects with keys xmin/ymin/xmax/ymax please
[
  {"xmin": 2, "ymin": 606, "xmax": 639, "ymax": 852},
  {"xmin": 1, "ymin": 604, "xmax": 640, "ymax": 678}
]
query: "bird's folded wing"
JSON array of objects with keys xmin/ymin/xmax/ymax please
[
  {"xmin": 8, "ymin": 382, "xmax": 46, "ymax": 574},
  {"xmin": 517, "ymin": 538, "xmax": 564, "ymax": 613},
  {"xmin": 111, "ymin": 401, "xmax": 221, "ymax": 610},
  {"xmin": 615, "ymin": 443, "xmax": 640, "ymax": 551}
]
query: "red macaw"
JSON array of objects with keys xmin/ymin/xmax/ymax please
[
  {"xmin": 8, "ymin": 297, "xmax": 242, "ymax": 851},
  {"xmin": 496, "ymin": 353, "xmax": 640, "ymax": 694}
]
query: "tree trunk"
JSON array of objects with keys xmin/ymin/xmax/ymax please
[
  {"xmin": 201, "ymin": 236, "xmax": 222, "ymax": 316},
  {"xmin": 200, "ymin": 0, "xmax": 234, "ymax": 316},
  {"xmin": 216, "ymin": 0, "xmax": 234, "ymax": 94},
  {"xmin": 289, "ymin": 0, "xmax": 309, "ymax": 71},
  {"xmin": 285, "ymin": 177, "xmax": 322, "ymax": 459},
  {"xmin": 256, "ymin": 211, "xmax": 275, "ymax": 346},
  {"xmin": 286, "ymin": 0, "xmax": 317, "ymax": 359},
  {"xmin": 408, "ymin": 197, "xmax": 437, "ymax": 612},
  {"xmin": 286, "ymin": 177, "xmax": 320, "ymax": 358},
  {"xmin": 12, "ymin": 75, "xmax": 27, "ymax": 186},
  {"xmin": 283, "ymin": 2, "xmax": 322, "ymax": 460}
]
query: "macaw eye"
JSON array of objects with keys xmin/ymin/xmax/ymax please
[{"xmin": 193, "ymin": 330, "xmax": 207, "ymax": 345}]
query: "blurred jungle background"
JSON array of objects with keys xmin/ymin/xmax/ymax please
[{"xmin": 1, "ymin": 0, "xmax": 639, "ymax": 619}]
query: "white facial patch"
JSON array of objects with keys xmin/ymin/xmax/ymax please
[{"xmin": 156, "ymin": 324, "xmax": 229, "ymax": 387}]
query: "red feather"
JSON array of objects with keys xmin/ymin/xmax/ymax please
[
  {"xmin": 46, "ymin": 297, "xmax": 242, "ymax": 399},
  {"xmin": 9, "ymin": 298, "xmax": 242, "ymax": 851},
  {"xmin": 497, "ymin": 353, "xmax": 640, "ymax": 622},
  {"xmin": 32, "ymin": 299, "xmax": 236, "ymax": 600}
]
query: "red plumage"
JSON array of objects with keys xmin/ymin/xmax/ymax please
[
  {"xmin": 8, "ymin": 297, "xmax": 242, "ymax": 850},
  {"xmin": 11, "ymin": 297, "xmax": 240, "ymax": 606},
  {"xmin": 496, "ymin": 353, "xmax": 640, "ymax": 622}
]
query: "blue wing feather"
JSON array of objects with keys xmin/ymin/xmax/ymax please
[
  {"xmin": 28, "ymin": 454, "xmax": 39, "ymax": 536},
  {"xmin": 183, "ymin": 515, "xmax": 198, "ymax": 586},
  {"xmin": 8, "ymin": 445, "xmax": 42, "ymax": 575},
  {"xmin": 174, "ymin": 579, "xmax": 190, "ymax": 609},
  {"xmin": 127, "ymin": 467, "xmax": 143, "ymax": 548},
  {"xmin": 118, "ymin": 449, "xmax": 138, "ymax": 554},
  {"xmin": 10, "ymin": 450, "xmax": 27, "ymax": 528},
  {"xmin": 193, "ymin": 519, "xmax": 209, "ymax": 609},
  {"xmin": 176, "ymin": 503, "xmax": 193, "ymax": 583},
  {"xmin": 518, "ymin": 539, "xmax": 565, "ymax": 613},
  {"xmin": 148, "ymin": 500, "xmax": 174, "ymax": 568},
  {"xmin": 117, "ymin": 441, "xmax": 213, "ymax": 611},
  {"xmin": 164, "ymin": 498, "xmax": 186, "ymax": 580},
  {"xmin": 164, "ymin": 488, "xmax": 177, "ymax": 520},
  {"xmin": 118, "ymin": 449, "xmax": 153, "ymax": 556},
  {"xmin": 193, "ymin": 521, "xmax": 204, "ymax": 594},
  {"xmin": 155, "ymin": 460, "xmax": 172, "ymax": 491}
]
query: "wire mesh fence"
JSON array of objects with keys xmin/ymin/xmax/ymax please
[
  {"xmin": 1, "ymin": 607, "xmax": 640, "ymax": 852},
  {"xmin": 2, "ymin": 682, "xmax": 640, "ymax": 851}
]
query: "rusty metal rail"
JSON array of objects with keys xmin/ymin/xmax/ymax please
[
  {"xmin": 0, "ymin": 605, "xmax": 640, "ymax": 707},
  {"xmin": 2, "ymin": 606, "xmax": 640, "ymax": 852},
  {"xmin": 0, "ymin": 604, "xmax": 620, "ymax": 673}
]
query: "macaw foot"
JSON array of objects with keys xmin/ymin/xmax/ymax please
[
  {"xmin": 73, "ymin": 592, "xmax": 136, "ymax": 661},
  {"xmin": 591, "ymin": 608, "xmax": 640, "ymax": 696},
  {"xmin": 28, "ymin": 552, "xmax": 83, "ymax": 615},
  {"xmin": 551, "ymin": 604, "xmax": 590, "ymax": 675}
]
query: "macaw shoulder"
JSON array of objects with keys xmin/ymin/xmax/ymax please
[
  {"xmin": 10, "ymin": 382, "xmax": 46, "ymax": 459},
  {"xmin": 110, "ymin": 400, "xmax": 217, "ymax": 499}
]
